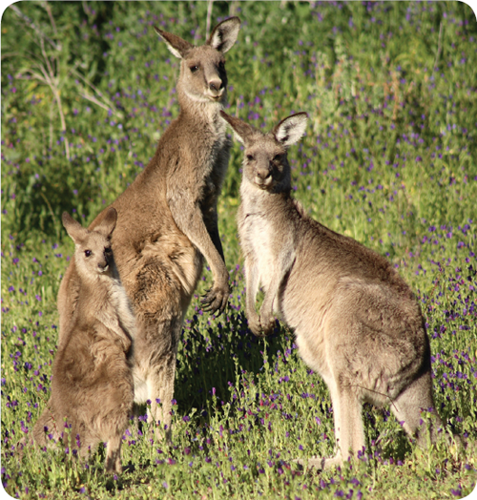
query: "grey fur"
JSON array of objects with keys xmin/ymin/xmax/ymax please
[
  {"xmin": 221, "ymin": 110, "xmax": 446, "ymax": 469},
  {"xmin": 33, "ymin": 208, "xmax": 135, "ymax": 474},
  {"xmin": 57, "ymin": 17, "xmax": 241, "ymax": 442}
]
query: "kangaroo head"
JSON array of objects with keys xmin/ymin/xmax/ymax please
[
  {"xmin": 62, "ymin": 208, "xmax": 117, "ymax": 279},
  {"xmin": 155, "ymin": 17, "xmax": 241, "ymax": 104},
  {"xmin": 220, "ymin": 111, "xmax": 308, "ymax": 192}
]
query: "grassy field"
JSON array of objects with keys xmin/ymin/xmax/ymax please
[{"xmin": 1, "ymin": 1, "xmax": 477, "ymax": 498}]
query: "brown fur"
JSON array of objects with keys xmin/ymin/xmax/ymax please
[
  {"xmin": 33, "ymin": 208, "xmax": 135, "ymax": 474},
  {"xmin": 221, "ymin": 110, "xmax": 447, "ymax": 469},
  {"xmin": 57, "ymin": 18, "xmax": 241, "ymax": 441}
]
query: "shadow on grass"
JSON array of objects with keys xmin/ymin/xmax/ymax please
[{"xmin": 174, "ymin": 307, "xmax": 288, "ymax": 420}]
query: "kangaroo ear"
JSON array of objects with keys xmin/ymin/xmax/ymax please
[
  {"xmin": 62, "ymin": 212, "xmax": 88, "ymax": 245},
  {"xmin": 273, "ymin": 112, "xmax": 308, "ymax": 148},
  {"xmin": 220, "ymin": 111, "xmax": 254, "ymax": 145},
  {"xmin": 96, "ymin": 207, "xmax": 117, "ymax": 239},
  {"xmin": 208, "ymin": 17, "xmax": 241, "ymax": 54},
  {"xmin": 154, "ymin": 27, "xmax": 193, "ymax": 59}
]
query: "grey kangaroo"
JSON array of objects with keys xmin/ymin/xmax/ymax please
[
  {"xmin": 57, "ymin": 18, "xmax": 241, "ymax": 441},
  {"xmin": 33, "ymin": 208, "xmax": 135, "ymax": 474},
  {"xmin": 221, "ymin": 110, "xmax": 446, "ymax": 469}
]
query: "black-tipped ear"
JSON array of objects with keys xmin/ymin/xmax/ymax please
[
  {"xmin": 96, "ymin": 207, "xmax": 117, "ymax": 239},
  {"xmin": 220, "ymin": 111, "xmax": 255, "ymax": 145},
  {"xmin": 208, "ymin": 17, "xmax": 241, "ymax": 54},
  {"xmin": 154, "ymin": 27, "xmax": 193, "ymax": 59},
  {"xmin": 62, "ymin": 212, "xmax": 88, "ymax": 245},
  {"xmin": 273, "ymin": 112, "xmax": 308, "ymax": 148}
]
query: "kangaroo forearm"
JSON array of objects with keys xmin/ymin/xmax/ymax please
[
  {"xmin": 244, "ymin": 261, "xmax": 259, "ymax": 317},
  {"xmin": 245, "ymin": 289, "xmax": 258, "ymax": 320},
  {"xmin": 260, "ymin": 287, "xmax": 277, "ymax": 319},
  {"xmin": 198, "ymin": 200, "xmax": 225, "ymax": 261},
  {"xmin": 262, "ymin": 258, "xmax": 290, "ymax": 314},
  {"xmin": 198, "ymin": 235, "xmax": 229, "ymax": 283},
  {"xmin": 208, "ymin": 224, "xmax": 225, "ymax": 262},
  {"xmin": 171, "ymin": 202, "xmax": 228, "ymax": 282}
]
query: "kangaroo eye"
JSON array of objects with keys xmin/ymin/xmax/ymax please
[
  {"xmin": 190, "ymin": 65, "xmax": 199, "ymax": 73},
  {"xmin": 246, "ymin": 154, "xmax": 254, "ymax": 162},
  {"xmin": 273, "ymin": 154, "xmax": 282, "ymax": 162},
  {"xmin": 85, "ymin": 250, "xmax": 92, "ymax": 257},
  {"xmin": 105, "ymin": 247, "xmax": 112, "ymax": 254}
]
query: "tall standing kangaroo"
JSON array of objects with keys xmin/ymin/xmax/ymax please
[
  {"xmin": 221, "ymin": 110, "xmax": 446, "ymax": 469},
  {"xmin": 34, "ymin": 208, "xmax": 135, "ymax": 474},
  {"xmin": 57, "ymin": 18, "xmax": 241, "ymax": 441}
]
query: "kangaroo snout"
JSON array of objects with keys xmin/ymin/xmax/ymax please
[
  {"xmin": 98, "ymin": 250, "xmax": 113, "ymax": 273},
  {"xmin": 255, "ymin": 168, "xmax": 272, "ymax": 187},
  {"xmin": 208, "ymin": 77, "xmax": 224, "ymax": 99},
  {"xmin": 99, "ymin": 261, "xmax": 109, "ymax": 273},
  {"xmin": 209, "ymin": 79, "xmax": 222, "ymax": 92}
]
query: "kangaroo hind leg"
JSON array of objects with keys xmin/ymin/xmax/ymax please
[
  {"xmin": 326, "ymin": 381, "xmax": 365, "ymax": 468},
  {"xmin": 104, "ymin": 434, "xmax": 123, "ymax": 474},
  {"xmin": 304, "ymin": 377, "xmax": 365, "ymax": 470},
  {"xmin": 144, "ymin": 315, "xmax": 183, "ymax": 444}
]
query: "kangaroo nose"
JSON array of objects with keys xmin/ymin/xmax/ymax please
[
  {"xmin": 256, "ymin": 168, "xmax": 271, "ymax": 180},
  {"xmin": 98, "ymin": 260, "xmax": 109, "ymax": 272},
  {"xmin": 209, "ymin": 79, "xmax": 222, "ymax": 92}
]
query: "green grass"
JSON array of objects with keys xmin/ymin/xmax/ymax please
[{"xmin": 1, "ymin": 1, "xmax": 477, "ymax": 499}]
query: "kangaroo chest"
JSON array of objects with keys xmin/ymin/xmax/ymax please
[
  {"xmin": 107, "ymin": 280, "xmax": 134, "ymax": 329},
  {"xmin": 200, "ymin": 133, "xmax": 230, "ymax": 200},
  {"xmin": 240, "ymin": 209, "xmax": 279, "ymax": 292},
  {"xmin": 87, "ymin": 277, "xmax": 135, "ymax": 343}
]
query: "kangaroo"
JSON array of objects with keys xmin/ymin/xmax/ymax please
[
  {"xmin": 221, "ymin": 110, "xmax": 447, "ymax": 469},
  {"xmin": 57, "ymin": 18, "xmax": 241, "ymax": 441},
  {"xmin": 33, "ymin": 208, "xmax": 135, "ymax": 474}
]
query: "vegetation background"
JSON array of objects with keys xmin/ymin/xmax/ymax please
[{"xmin": 1, "ymin": 1, "xmax": 476, "ymax": 499}]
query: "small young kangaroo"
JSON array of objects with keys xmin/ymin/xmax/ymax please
[
  {"xmin": 33, "ymin": 208, "xmax": 135, "ymax": 474},
  {"xmin": 57, "ymin": 18, "xmax": 241, "ymax": 441},
  {"xmin": 221, "ymin": 110, "xmax": 445, "ymax": 469}
]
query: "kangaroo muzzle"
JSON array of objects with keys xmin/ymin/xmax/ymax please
[
  {"xmin": 255, "ymin": 168, "xmax": 272, "ymax": 188},
  {"xmin": 206, "ymin": 75, "xmax": 225, "ymax": 99}
]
